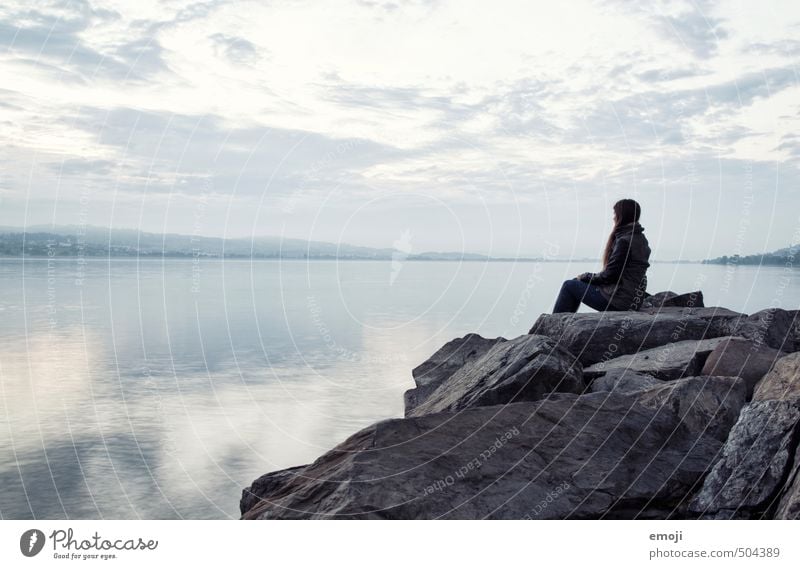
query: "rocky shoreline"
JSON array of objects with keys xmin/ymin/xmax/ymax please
[{"xmin": 240, "ymin": 291, "xmax": 800, "ymax": 519}]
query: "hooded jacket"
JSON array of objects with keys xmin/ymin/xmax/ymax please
[{"xmin": 580, "ymin": 221, "xmax": 651, "ymax": 311}]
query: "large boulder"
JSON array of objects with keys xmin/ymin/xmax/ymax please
[
  {"xmin": 754, "ymin": 352, "xmax": 800, "ymax": 519},
  {"xmin": 753, "ymin": 352, "xmax": 800, "ymax": 402},
  {"xmin": 405, "ymin": 334, "xmax": 505, "ymax": 415},
  {"xmin": 701, "ymin": 337, "xmax": 786, "ymax": 398},
  {"xmin": 584, "ymin": 336, "xmax": 736, "ymax": 382},
  {"xmin": 774, "ymin": 444, "xmax": 800, "ymax": 519},
  {"xmin": 589, "ymin": 370, "xmax": 660, "ymax": 394},
  {"xmin": 794, "ymin": 310, "xmax": 800, "ymax": 351},
  {"xmin": 688, "ymin": 399, "xmax": 800, "ymax": 518},
  {"xmin": 241, "ymin": 376, "xmax": 746, "ymax": 520},
  {"xmin": 641, "ymin": 291, "xmax": 705, "ymax": 310},
  {"xmin": 726, "ymin": 308, "xmax": 800, "ymax": 353},
  {"xmin": 690, "ymin": 353, "xmax": 800, "ymax": 519},
  {"xmin": 634, "ymin": 376, "xmax": 747, "ymax": 443},
  {"xmin": 528, "ymin": 307, "xmax": 744, "ymax": 366},
  {"xmin": 408, "ymin": 334, "xmax": 584, "ymax": 417}
]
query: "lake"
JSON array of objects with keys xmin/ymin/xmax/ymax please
[{"xmin": 1, "ymin": 258, "xmax": 798, "ymax": 519}]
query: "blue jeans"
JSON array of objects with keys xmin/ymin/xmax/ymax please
[{"xmin": 552, "ymin": 278, "xmax": 611, "ymax": 313}]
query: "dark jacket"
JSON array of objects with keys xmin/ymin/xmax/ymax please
[{"xmin": 580, "ymin": 221, "xmax": 651, "ymax": 311}]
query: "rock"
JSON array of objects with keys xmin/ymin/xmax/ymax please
[
  {"xmin": 633, "ymin": 375, "xmax": 747, "ymax": 442},
  {"xmin": 584, "ymin": 336, "xmax": 737, "ymax": 382},
  {"xmin": 408, "ymin": 334, "xmax": 584, "ymax": 417},
  {"xmin": 774, "ymin": 444, "xmax": 800, "ymax": 519},
  {"xmin": 241, "ymin": 377, "xmax": 746, "ymax": 520},
  {"xmin": 754, "ymin": 352, "xmax": 800, "ymax": 402},
  {"xmin": 410, "ymin": 333, "xmax": 506, "ymax": 388},
  {"xmin": 701, "ymin": 338, "xmax": 786, "ymax": 398},
  {"xmin": 239, "ymin": 465, "xmax": 305, "ymax": 517},
  {"xmin": 793, "ymin": 310, "xmax": 800, "ymax": 350},
  {"xmin": 404, "ymin": 387, "xmax": 435, "ymax": 416},
  {"xmin": 697, "ymin": 509, "xmax": 755, "ymax": 520},
  {"xmin": 528, "ymin": 307, "xmax": 744, "ymax": 366},
  {"xmin": 692, "ymin": 351, "xmax": 800, "ymax": 519},
  {"xmin": 589, "ymin": 370, "xmax": 660, "ymax": 394},
  {"xmin": 756, "ymin": 352, "xmax": 800, "ymax": 519},
  {"xmin": 688, "ymin": 399, "xmax": 800, "ymax": 518},
  {"xmin": 641, "ymin": 291, "xmax": 705, "ymax": 309},
  {"xmin": 405, "ymin": 334, "xmax": 506, "ymax": 415},
  {"xmin": 640, "ymin": 291, "xmax": 678, "ymax": 309},
  {"xmin": 727, "ymin": 308, "xmax": 800, "ymax": 353}
]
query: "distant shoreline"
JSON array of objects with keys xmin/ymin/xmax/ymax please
[
  {"xmin": 0, "ymin": 255, "xmax": 706, "ymax": 264},
  {"xmin": 1, "ymin": 228, "xmax": 793, "ymax": 266}
]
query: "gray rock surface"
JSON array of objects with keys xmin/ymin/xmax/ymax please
[
  {"xmin": 589, "ymin": 370, "xmax": 660, "ymax": 394},
  {"xmin": 753, "ymin": 352, "xmax": 800, "ymax": 402},
  {"xmin": 410, "ymin": 333, "xmax": 506, "ymax": 388},
  {"xmin": 640, "ymin": 291, "xmax": 678, "ymax": 309},
  {"xmin": 241, "ymin": 377, "xmax": 746, "ymax": 520},
  {"xmin": 774, "ymin": 444, "xmax": 800, "ymax": 519},
  {"xmin": 405, "ymin": 334, "xmax": 505, "ymax": 414},
  {"xmin": 753, "ymin": 352, "xmax": 800, "ymax": 519},
  {"xmin": 727, "ymin": 308, "xmax": 800, "ymax": 353},
  {"xmin": 584, "ymin": 336, "xmax": 736, "ymax": 381},
  {"xmin": 689, "ymin": 399, "xmax": 800, "ymax": 518},
  {"xmin": 641, "ymin": 291, "xmax": 705, "ymax": 309},
  {"xmin": 634, "ymin": 375, "xmax": 747, "ymax": 442},
  {"xmin": 690, "ymin": 351, "xmax": 800, "ymax": 519},
  {"xmin": 528, "ymin": 307, "xmax": 744, "ymax": 366},
  {"xmin": 701, "ymin": 337, "xmax": 786, "ymax": 398},
  {"xmin": 409, "ymin": 334, "xmax": 584, "ymax": 417}
]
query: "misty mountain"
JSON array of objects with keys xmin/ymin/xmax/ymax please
[{"xmin": 0, "ymin": 226, "xmax": 493, "ymax": 260}]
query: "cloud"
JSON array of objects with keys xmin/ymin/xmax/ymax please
[
  {"xmin": 0, "ymin": 1, "xmax": 168, "ymax": 82},
  {"xmin": 55, "ymin": 106, "xmax": 405, "ymax": 199},
  {"xmin": 0, "ymin": 0, "xmax": 798, "ymax": 256},
  {"xmin": 776, "ymin": 134, "xmax": 800, "ymax": 158},
  {"xmin": 479, "ymin": 77, "xmax": 561, "ymax": 138},
  {"xmin": 47, "ymin": 157, "xmax": 116, "ymax": 176},
  {"xmin": 607, "ymin": 0, "xmax": 728, "ymax": 59},
  {"xmin": 702, "ymin": 67, "xmax": 799, "ymax": 106},
  {"xmin": 746, "ymin": 39, "xmax": 800, "ymax": 58},
  {"xmin": 325, "ymin": 83, "xmax": 455, "ymax": 112},
  {"xmin": 356, "ymin": 0, "xmax": 442, "ymax": 15},
  {"xmin": 654, "ymin": 4, "xmax": 728, "ymax": 58},
  {"xmin": 208, "ymin": 33, "xmax": 261, "ymax": 64},
  {"xmin": 130, "ymin": 0, "xmax": 227, "ymax": 33},
  {"xmin": 634, "ymin": 66, "xmax": 708, "ymax": 82},
  {"xmin": 567, "ymin": 66, "xmax": 798, "ymax": 150}
]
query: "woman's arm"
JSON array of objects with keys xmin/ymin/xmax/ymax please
[{"xmin": 584, "ymin": 237, "xmax": 630, "ymax": 286}]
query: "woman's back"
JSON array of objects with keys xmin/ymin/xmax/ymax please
[
  {"xmin": 596, "ymin": 222, "xmax": 651, "ymax": 311},
  {"xmin": 551, "ymin": 199, "xmax": 651, "ymax": 314}
]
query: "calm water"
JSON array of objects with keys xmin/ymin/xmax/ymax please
[{"xmin": 1, "ymin": 258, "xmax": 798, "ymax": 519}]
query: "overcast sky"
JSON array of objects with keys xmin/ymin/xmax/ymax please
[{"xmin": 0, "ymin": 0, "xmax": 798, "ymax": 259}]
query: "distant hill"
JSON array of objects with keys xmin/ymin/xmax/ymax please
[
  {"xmin": 0, "ymin": 226, "xmax": 499, "ymax": 261},
  {"xmin": 702, "ymin": 244, "xmax": 799, "ymax": 266}
]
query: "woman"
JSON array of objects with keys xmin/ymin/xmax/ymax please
[{"xmin": 552, "ymin": 199, "xmax": 651, "ymax": 313}]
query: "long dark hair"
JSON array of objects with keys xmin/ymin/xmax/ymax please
[{"xmin": 602, "ymin": 199, "xmax": 641, "ymax": 267}]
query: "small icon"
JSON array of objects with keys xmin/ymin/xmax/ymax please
[{"xmin": 20, "ymin": 529, "xmax": 45, "ymax": 557}]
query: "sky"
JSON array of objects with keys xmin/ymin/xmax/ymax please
[{"xmin": 0, "ymin": 0, "xmax": 798, "ymax": 260}]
